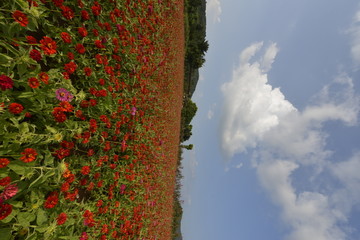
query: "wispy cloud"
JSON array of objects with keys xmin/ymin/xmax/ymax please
[
  {"xmin": 348, "ymin": 9, "xmax": 360, "ymax": 68},
  {"xmin": 220, "ymin": 42, "xmax": 360, "ymax": 239},
  {"xmin": 206, "ymin": 0, "xmax": 222, "ymax": 23}
]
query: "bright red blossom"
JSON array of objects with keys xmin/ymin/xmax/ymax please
[
  {"xmin": 30, "ymin": 49, "xmax": 42, "ymax": 61},
  {"xmin": 0, "ymin": 176, "xmax": 11, "ymax": 186},
  {"xmin": 0, "ymin": 158, "xmax": 10, "ymax": 168},
  {"xmin": 12, "ymin": 11, "xmax": 28, "ymax": 27},
  {"xmin": 57, "ymin": 212, "xmax": 67, "ymax": 225},
  {"xmin": 64, "ymin": 61, "xmax": 77, "ymax": 74},
  {"xmin": 60, "ymin": 32, "xmax": 71, "ymax": 43},
  {"xmin": 20, "ymin": 148, "xmax": 37, "ymax": 163},
  {"xmin": 44, "ymin": 191, "xmax": 59, "ymax": 209},
  {"xmin": 28, "ymin": 77, "xmax": 40, "ymax": 88},
  {"xmin": 8, "ymin": 103, "xmax": 24, "ymax": 114},
  {"xmin": 78, "ymin": 27, "xmax": 88, "ymax": 37},
  {"xmin": 39, "ymin": 72, "xmax": 49, "ymax": 84},
  {"xmin": 40, "ymin": 37, "xmax": 57, "ymax": 55},
  {"xmin": 81, "ymin": 166, "xmax": 91, "ymax": 175}
]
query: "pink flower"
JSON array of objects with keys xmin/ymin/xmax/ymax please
[{"xmin": 0, "ymin": 184, "xmax": 18, "ymax": 200}]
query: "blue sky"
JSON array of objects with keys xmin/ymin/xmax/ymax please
[{"xmin": 180, "ymin": 0, "xmax": 360, "ymax": 239}]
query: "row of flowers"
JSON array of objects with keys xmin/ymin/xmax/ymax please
[{"xmin": 0, "ymin": 0, "xmax": 184, "ymax": 239}]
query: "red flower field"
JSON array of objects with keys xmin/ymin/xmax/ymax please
[{"xmin": 0, "ymin": 0, "xmax": 184, "ymax": 239}]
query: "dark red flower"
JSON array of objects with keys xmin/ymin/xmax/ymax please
[
  {"xmin": 81, "ymin": 10, "xmax": 90, "ymax": 20},
  {"xmin": 8, "ymin": 103, "xmax": 24, "ymax": 114},
  {"xmin": 92, "ymin": 29, "xmax": 99, "ymax": 36},
  {"xmin": 57, "ymin": 212, "xmax": 67, "ymax": 225},
  {"xmin": 12, "ymin": 10, "xmax": 28, "ymax": 27},
  {"xmin": 59, "ymin": 102, "xmax": 73, "ymax": 112},
  {"xmin": 0, "ymin": 158, "xmax": 10, "ymax": 168},
  {"xmin": 26, "ymin": 36, "xmax": 37, "ymax": 44},
  {"xmin": 29, "ymin": 49, "xmax": 42, "ymax": 62},
  {"xmin": 44, "ymin": 191, "xmax": 59, "ymax": 209},
  {"xmin": 28, "ymin": 77, "xmax": 40, "ymax": 88},
  {"xmin": 78, "ymin": 27, "xmax": 88, "ymax": 38},
  {"xmin": 61, "ymin": 5, "xmax": 74, "ymax": 20},
  {"xmin": 0, "ymin": 75, "xmax": 13, "ymax": 91},
  {"xmin": 0, "ymin": 176, "xmax": 11, "ymax": 186},
  {"xmin": 91, "ymin": 2, "xmax": 101, "ymax": 16},
  {"xmin": 20, "ymin": 148, "xmax": 37, "ymax": 163},
  {"xmin": 52, "ymin": 107, "xmax": 67, "ymax": 122},
  {"xmin": 0, "ymin": 203, "xmax": 12, "ymax": 220},
  {"xmin": 40, "ymin": 36, "xmax": 57, "ymax": 55},
  {"xmin": 67, "ymin": 52, "xmax": 74, "ymax": 60},
  {"xmin": 84, "ymin": 67, "xmax": 92, "ymax": 76},
  {"xmin": 60, "ymin": 32, "xmax": 71, "ymax": 43},
  {"xmin": 75, "ymin": 44, "xmax": 86, "ymax": 54},
  {"xmin": 52, "ymin": 0, "xmax": 64, "ymax": 7}
]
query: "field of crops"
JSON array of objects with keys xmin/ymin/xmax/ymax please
[{"xmin": 0, "ymin": 0, "xmax": 184, "ymax": 239}]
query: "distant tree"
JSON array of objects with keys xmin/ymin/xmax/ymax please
[{"xmin": 180, "ymin": 144, "xmax": 193, "ymax": 150}]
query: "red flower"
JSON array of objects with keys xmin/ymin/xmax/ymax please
[
  {"xmin": 81, "ymin": 166, "xmax": 91, "ymax": 175},
  {"xmin": 91, "ymin": 2, "xmax": 101, "ymax": 16},
  {"xmin": 61, "ymin": 5, "xmax": 74, "ymax": 20},
  {"xmin": 0, "ymin": 75, "xmax": 13, "ymax": 91},
  {"xmin": 0, "ymin": 158, "xmax": 10, "ymax": 168},
  {"xmin": 57, "ymin": 212, "xmax": 67, "ymax": 225},
  {"xmin": 52, "ymin": 107, "xmax": 67, "ymax": 122},
  {"xmin": 0, "ymin": 176, "xmax": 11, "ymax": 187},
  {"xmin": 75, "ymin": 44, "xmax": 86, "ymax": 54},
  {"xmin": 20, "ymin": 148, "xmax": 37, "ymax": 163},
  {"xmin": 60, "ymin": 32, "xmax": 71, "ymax": 43},
  {"xmin": 64, "ymin": 61, "xmax": 77, "ymax": 74},
  {"xmin": 44, "ymin": 191, "xmax": 59, "ymax": 209},
  {"xmin": 12, "ymin": 10, "xmax": 28, "ymax": 27},
  {"xmin": 39, "ymin": 72, "xmax": 49, "ymax": 84},
  {"xmin": 59, "ymin": 102, "xmax": 73, "ymax": 112},
  {"xmin": 28, "ymin": 77, "xmax": 40, "ymax": 88},
  {"xmin": 94, "ymin": 40, "xmax": 105, "ymax": 49},
  {"xmin": 26, "ymin": 36, "xmax": 37, "ymax": 44},
  {"xmin": 84, "ymin": 67, "xmax": 92, "ymax": 76},
  {"xmin": 8, "ymin": 103, "xmax": 24, "ymax": 114},
  {"xmin": 67, "ymin": 52, "xmax": 74, "ymax": 60},
  {"xmin": 40, "ymin": 36, "xmax": 57, "ymax": 55},
  {"xmin": 54, "ymin": 148, "xmax": 70, "ymax": 160},
  {"xmin": 61, "ymin": 182, "xmax": 70, "ymax": 192},
  {"xmin": 81, "ymin": 10, "xmax": 90, "ymax": 20},
  {"xmin": 78, "ymin": 27, "xmax": 88, "ymax": 38},
  {"xmin": 52, "ymin": 0, "xmax": 64, "ymax": 7},
  {"xmin": 0, "ymin": 203, "xmax": 12, "ymax": 220},
  {"xmin": 92, "ymin": 29, "xmax": 99, "ymax": 36},
  {"xmin": 30, "ymin": 49, "xmax": 42, "ymax": 62}
]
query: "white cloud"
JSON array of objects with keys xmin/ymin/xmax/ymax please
[
  {"xmin": 220, "ymin": 42, "xmax": 360, "ymax": 239},
  {"xmin": 206, "ymin": 0, "xmax": 222, "ymax": 23},
  {"xmin": 220, "ymin": 42, "xmax": 296, "ymax": 157},
  {"xmin": 235, "ymin": 163, "xmax": 243, "ymax": 169},
  {"xmin": 348, "ymin": 9, "xmax": 360, "ymax": 67},
  {"xmin": 258, "ymin": 160, "xmax": 347, "ymax": 240},
  {"xmin": 207, "ymin": 103, "xmax": 217, "ymax": 120}
]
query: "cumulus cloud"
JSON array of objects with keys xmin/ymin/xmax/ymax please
[
  {"xmin": 206, "ymin": 0, "xmax": 222, "ymax": 23},
  {"xmin": 221, "ymin": 42, "xmax": 296, "ymax": 157},
  {"xmin": 220, "ymin": 42, "xmax": 360, "ymax": 239}
]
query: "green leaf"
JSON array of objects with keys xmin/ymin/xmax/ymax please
[
  {"xmin": 36, "ymin": 208, "xmax": 47, "ymax": 226},
  {"xmin": 19, "ymin": 122, "xmax": 29, "ymax": 134},
  {"xmin": 18, "ymin": 92, "xmax": 35, "ymax": 98},
  {"xmin": 0, "ymin": 53, "xmax": 13, "ymax": 67},
  {"xmin": 0, "ymin": 228, "xmax": 12, "ymax": 240},
  {"xmin": 8, "ymin": 160, "xmax": 35, "ymax": 179},
  {"xmin": 35, "ymin": 225, "xmax": 48, "ymax": 233},
  {"xmin": 18, "ymin": 212, "xmax": 36, "ymax": 228}
]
